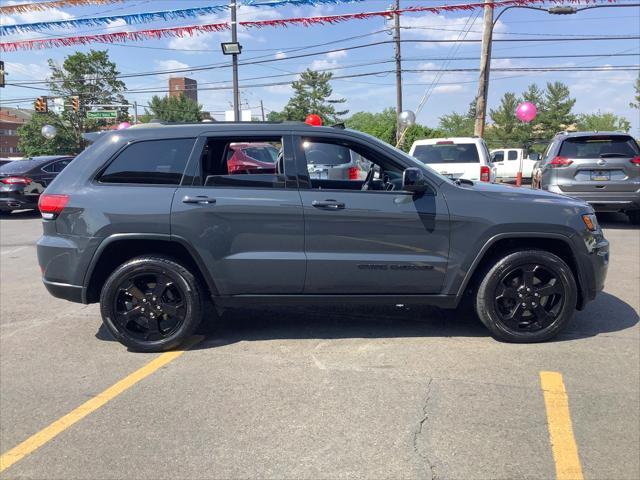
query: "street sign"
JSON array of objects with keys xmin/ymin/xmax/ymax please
[{"xmin": 86, "ymin": 110, "xmax": 117, "ymax": 119}]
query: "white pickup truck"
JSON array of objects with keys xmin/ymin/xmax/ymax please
[{"xmin": 490, "ymin": 148, "xmax": 540, "ymax": 183}]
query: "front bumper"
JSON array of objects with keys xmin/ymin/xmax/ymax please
[{"xmin": 574, "ymin": 234, "xmax": 609, "ymax": 309}]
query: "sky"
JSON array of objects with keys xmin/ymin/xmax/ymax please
[{"xmin": 1, "ymin": 0, "xmax": 639, "ymax": 133}]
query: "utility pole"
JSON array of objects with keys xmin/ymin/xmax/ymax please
[
  {"xmin": 474, "ymin": 0, "xmax": 494, "ymax": 137},
  {"xmin": 231, "ymin": 0, "xmax": 241, "ymax": 122},
  {"xmin": 260, "ymin": 100, "xmax": 265, "ymax": 121},
  {"xmin": 393, "ymin": 0, "xmax": 403, "ymax": 143},
  {"xmin": 133, "ymin": 101, "xmax": 138, "ymax": 124}
]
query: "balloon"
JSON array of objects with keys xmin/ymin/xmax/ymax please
[
  {"xmin": 117, "ymin": 122, "xmax": 131, "ymax": 130},
  {"xmin": 41, "ymin": 125, "xmax": 57, "ymax": 139},
  {"xmin": 515, "ymin": 102, "xmax": 537, "ymax": 123},
  {"xmin": 305, "ymin": 114, "xmax": 322, "ymax": 126},
  {"xmin": 398, "ymin": 110, "xmax": 416, "ymax": 127}
]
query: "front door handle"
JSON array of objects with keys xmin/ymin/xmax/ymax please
[
  {"xmin": 312, "ymin": 199, "xmax": 345, "ymax": 210},
  {"xmin": 182, "ymin": 195, "xmax": 216, "ymax": 205}
]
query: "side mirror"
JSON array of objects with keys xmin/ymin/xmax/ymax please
[{"xmin": 403, "ymin": 167, "xmax": 429, "ymax": 193}]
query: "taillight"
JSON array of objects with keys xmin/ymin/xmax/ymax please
[
  {"xmin": 480, "ymin": 165, "xmax": 490, "ymax": 182},
  {"xmin": 630, "ymin": 156, "xmax": 640, "ymax": 165},
  {"xmin": 549, "ymin": 156, "xmax": 573, "ymax": 168},
  {"xmin": 38, "ymin": 194, "xmax": 69, "ymax": 219},
  {"xmin": 1, "ymin": 176, "xmax": 32, "ymax": 185},
  {"xmin": 348, "ymin": 167, "xmax": 359, "ymax": 180}
]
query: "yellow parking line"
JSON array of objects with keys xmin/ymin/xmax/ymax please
[
  {"xmin": 0, "ymin": 335, "xmax": 203, "ymax": 473},
  {"xmin": 540, "ymin": 371, "xmax": 584, "ymax": 480}
]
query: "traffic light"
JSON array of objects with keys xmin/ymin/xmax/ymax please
[
  {"xmin": 34, "ymin": 96, "xmax": 48, "ymax": 113},
  {"xmin": 71, "ymin": 96, "xmax": 80, "ymax": 112},
  {"xmin": 0, "ymin": 61, "xmax": 5, "ymax": 88}
]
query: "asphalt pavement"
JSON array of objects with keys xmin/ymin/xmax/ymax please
[{"xmin": 0, "ymin": 210, "xmax": 638, "ymax": 480}]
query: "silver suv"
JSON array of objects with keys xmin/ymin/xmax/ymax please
[{"xmin": 535, "ymin": 132, "xmax": 640, "ymax": 224}]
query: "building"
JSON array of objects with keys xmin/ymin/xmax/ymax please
[
  {"xmin": 169, "ymin": 77, "xmax": 198, "ymax": 103},
  {"xmin": 0, "ymin": 107, "xmax": 33, "ymax": 158}
]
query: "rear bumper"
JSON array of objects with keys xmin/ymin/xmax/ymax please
[
  {"xmin": 42, "ymin": 279, "xmax": 84, "ymax": 303},
  {"xmin": 546, "ymin": 186, "xmax": 640, "ymax": 212},
  {"xmin": 0, "ymin": 194, "xmax": 37, "ymax": 211}
]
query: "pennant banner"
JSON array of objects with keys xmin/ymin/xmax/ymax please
[
  {"xmin": 0, "ymin": 0, "xmax": 123, "ymax": 15},
  {"xmin": 1, "ymin": 0, "xmax": 368, "ymax": 35},
  {"xmin": 0, "ymin": 0, "xmax": 615, "ymax": 52}
]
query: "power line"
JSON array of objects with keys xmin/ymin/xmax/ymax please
[{"xmin": 7, "ymin": 35, "xmax": 640, "ymax": 86}]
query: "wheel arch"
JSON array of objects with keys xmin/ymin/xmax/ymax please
[
  {"xmin": 83, "ymin": 234, "xmax": 218, "ymax": 304},
  {"xmin": 457, "ymin": 233, "xmax": 586, "ymax": 310}
]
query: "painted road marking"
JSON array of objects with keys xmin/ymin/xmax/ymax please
[
  {"xmin": 0, "ymin": 336, "xmax": 203, "ymax": 473},
  {"xmin": 540, "ymin": 371, "xmax": 584, "ymax": 480},
  {"xmin": 0, "ymin": 246, "xmax": 27, "ymax": 256}
]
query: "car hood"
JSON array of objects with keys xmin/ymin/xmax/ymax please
[{"xmin": 470, "ymin": 181, "xmax": 591, "ymax": 209}]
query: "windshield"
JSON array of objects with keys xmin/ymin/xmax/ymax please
[
  {"xmin": 559, "ymin": 136, "xmax": 639, "ymax": 158},
  {"xmin": 412, "ymin": 143, "xmax": 480, "ymax": 164}
]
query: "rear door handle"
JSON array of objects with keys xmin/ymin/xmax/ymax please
[
  {"xmin": 182, "ymin": 195, "xmax": 216, "ymax": 205},
  {"xmin": 312, "ymin": 200, "xmax": 345, "ymax": 210}
]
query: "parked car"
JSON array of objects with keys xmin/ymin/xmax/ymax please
[
  {"xmin": 490, "ymin": 148, "xmax": 540, "ymax": 183},
  {"xmin": 227, "ymin": 142, "xmax": 278, "ymax": 174},
  {"xmin": 37, "ymin": 122, "xmax": 608, "ymax": 351},
  {"xmin": 0, "ymin": 155, "xmax": 74, "ymax": 214},
  {"xmin": 533, "ymin": 131, "xmax": 640, "ymax": 224},
  {"xmin": 409, "ymin": 137, "xmax": 496, "ymax": 182},
  {"xmin": 303, "ymin": 140, "xmax": 369, "ymax": 180}
]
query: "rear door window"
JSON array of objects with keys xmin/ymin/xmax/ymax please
[
  {"xmin": 99, "ymin": 138, "xmax": 195, "ymax": 185},
  {"xmin": 492, "ymin": 151, "xmax": 504, "ymax": 162},
  {"xmin": 413, "ymin": 143, "xmax": 480, "ymax": 164},
  {"xmin": 507, "ymin": 150, "xmax": 518, "ymax": 161},
  {"xmin": 559, "ymin": 136, "xmax": 640, "ymax": 159}
]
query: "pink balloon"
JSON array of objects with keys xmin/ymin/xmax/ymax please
[
  {"xmin": 515, "ymin": 102, "xmax": 537, "ymax": 123},
  {"xmin": 116, "ymin": 122, "xmax": 131, "ymax": 130}
]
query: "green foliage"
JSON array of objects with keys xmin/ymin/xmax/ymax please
[
  {"xmin": 437, "ymin": 111, "xmax": 474, "ymax": 137},
  {"xmin": 344, "ymin": 107, "xmax": 441, "ymax": 151},
  {"xmin": 267, "ymin": 69, "xmax": 348, "ymax": 124},
  {"xmin": 17, "ymin": 113, "xmax": 77, "ymax": 157},
  {"xmin": 537, "ymin": 81, "xmax": 576, "ymax": 136},
  {"xmin": 631, "ymin": 74, "xmax": 640, "ymax": 110},
  {"xmin": 143, "ymin": 94, "xmax": 203, "ymax": 123},
  {"xmin": 47, "ymin": 49, "xmax": 128, "ymax": 150},
  {"xmin": 577, "ymin": 111, "xmax": 631, "ymax": 132},
  {"xmin": 487, "ymin": 92, "xmax": 527, "ymax": 148}
]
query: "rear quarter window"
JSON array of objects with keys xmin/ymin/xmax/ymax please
[
  {"xmin": 99, "ymin": 138, "xmax": 195, "ymax": 185},
  {"xmin": 559, "ymin": 136, "xmax": 640, "ymax": 159}
]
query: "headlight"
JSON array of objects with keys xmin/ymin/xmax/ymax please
[{"xmin": 582, "ymin": 213, "xmax": 599, "ymax": 232}]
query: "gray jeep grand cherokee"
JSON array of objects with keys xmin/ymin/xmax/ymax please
[{"xmin": 37, "ymin": 122, "xmax": 609, "ymax": 351}]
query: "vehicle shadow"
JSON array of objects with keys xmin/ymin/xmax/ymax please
[
  {"xmin": 597, "ymin": 212, "xmax": 637, "ymax": 230},
  {"xmin": 95, "ymin": 293, "xmax": 637, "ymax": 350},
  {"xmin": 0, "ymin": 209, "xmax": 40, "ymax": 220}
]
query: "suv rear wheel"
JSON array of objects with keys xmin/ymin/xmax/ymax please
[
  {"xmin": 100, "ymin": 255, "xmax": 204, "ymax": 352},
  {"xmin": 475, "ymin": 250, "xmax": 577, "ymax": 343}
]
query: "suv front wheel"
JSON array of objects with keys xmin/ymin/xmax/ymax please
[
  {"xmin": 100, "ymin": 255, "xmax": 204, "ymax": 352},
  {"xmin": 475, "ymin": 250, "xmax": 577, "ymax": 343}
]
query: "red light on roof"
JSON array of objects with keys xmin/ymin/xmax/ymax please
[{"xmin": 305, "ymin": 114, "xmax": 322, "ymax": 127}]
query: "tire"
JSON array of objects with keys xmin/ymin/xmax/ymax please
[
  {"xmin": 475, "ymin": 250, "xmax": 577, "ymax": 343},
  {"xmin": 627, "ymin": 210, "xmax": 640, "ymax": 226},
  {"xmin": 100, "ymin": 255, "xmax": 204, "ymax": 352}
]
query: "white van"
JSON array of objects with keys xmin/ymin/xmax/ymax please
[
  {"xmin": 409, "ymin": 137, "xmax": 496, "ymax": 182},
  {"xmin": 490, "ymin": 148, "xmax": 540, "ymax": 183}
]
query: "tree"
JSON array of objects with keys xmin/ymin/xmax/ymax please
[
  {"xmin": 143, "ymin": 94, "xmax": 203, "ymax": 123},
  {"xmin": 577, "ymin": 111, "xmax": 631, "ymax": 132},
  {"xmin": 631, "ymin": 74, "xmax": 640, "ymax": 110},
  {"xmin": 487, "ymin": 92, "xmax": 526, "ymax": 148},
  {"xmin": 537, "ymin": 81, "xmax": 576, "ymax": 137},
  {"xmin": 268, "ymin": 70, "xmax": 348, "ymax": 124},
  {"xmin": 437, "ymin": 101, "xmax": 475, "ymax": 137},
  {"xmin": 47, "ymin": 50, "xmax": 128, "ymax": 150},
  {"xmin": 17, "ymin": 113, "xmax": 77, "ymax": 157}
]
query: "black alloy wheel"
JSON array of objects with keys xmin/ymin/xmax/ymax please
[
  {"xmin": 100, "ymin": 256, "xmax": 204, "ymax": 352},
  {"xmin": 114, "ymin": 273, "xmax": 187, "ymax": 342},
  {"xmin": 475, "ymin": 250, "xmax": 577, "ymax": 343},
  {"xmin": 493, "ymin": 264, "xmax": 564, "ymax": 332}
]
